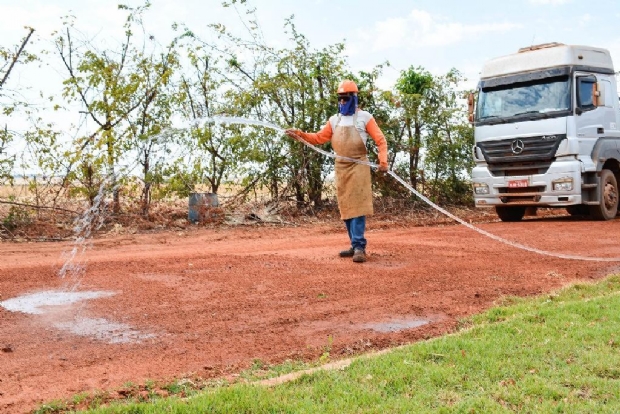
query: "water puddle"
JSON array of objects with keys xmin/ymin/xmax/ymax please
[
  {"xmin": 0, "ymin": 290, "xmax": 154, "ymax": 344},
  {"xmin": 54, "ymin": 317, "xmax": 155, "ymax": 344},
  {"xmin": 0, "ymin": 290, "xmax": 115, "ymax": 314},
  {"xmin": 363, "ymin": 317, "xmax": 431, "ymax": 333}
]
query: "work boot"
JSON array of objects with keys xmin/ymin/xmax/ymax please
[
  {"xmin": 339, "ymin": 247, "xmax": 355, "ymax": 257},
  {"xmin": 352, "ymin": 248, "xmax": 367, "ymax": 263}
]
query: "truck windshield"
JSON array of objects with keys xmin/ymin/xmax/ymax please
[{"xmin": 476, "ymin": 75, "xmax": 570, "ymax": 122}]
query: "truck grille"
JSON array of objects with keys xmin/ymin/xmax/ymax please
[
  {"xmin": 489, "ymin": 162, "xmax": 551, "ymax": 177},
  {"xmin": 477, "ymin": 134, "xmax": 565, "ymax": 164}
]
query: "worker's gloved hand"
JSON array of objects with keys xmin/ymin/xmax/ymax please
[
  {"xmin": 378, "ymin": 162, "xmax": 389, "ymax": 172},
  {"xmin": 285, "ymin": 129, "xmax": 302, "ymax": 141}
]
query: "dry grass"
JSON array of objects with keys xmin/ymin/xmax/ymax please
[
  {"xmin": 0, "ymin": 184, "xmax": 31, "ymax": 198},
  {"xmin": 0, "ymin": 182, "xmax": 571, "ymax": 242}
]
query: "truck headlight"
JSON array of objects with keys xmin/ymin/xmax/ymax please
[
  {"xmin": 473, "ymin": 183, "xmax": 489, "ymax": 194},
  {"xmin": 552, "ymin": 178, "xmax": 573, "ymax": 191}
]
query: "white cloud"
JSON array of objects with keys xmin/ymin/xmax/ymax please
[
  {"xmin": 357, "ymin": 9, "xmax": 521, "ymax": 52},
  {"xmin": 528, "ymin": 0, "xmax": 571, "ymax": 5}
]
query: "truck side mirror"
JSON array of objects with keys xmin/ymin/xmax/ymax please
[{"xmin": 467, "ymin": 93, "xmax": 475, "ymax": 123}]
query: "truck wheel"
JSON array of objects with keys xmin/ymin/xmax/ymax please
[
  {"xmin": 495, "ymin": 206, "xmax": 526, "ymax": 222},
  {"xmin": 589, "ymin": 169, "xmax": 619, "ymax": 221}
]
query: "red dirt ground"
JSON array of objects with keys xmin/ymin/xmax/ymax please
[{"xmin": 2, "ymin": 213, "xmax": 620, "ymax": 413}]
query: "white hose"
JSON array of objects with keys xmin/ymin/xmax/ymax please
[{"xmin": 206, "ymin": 116, "xmax": 620, "ymax": 262}]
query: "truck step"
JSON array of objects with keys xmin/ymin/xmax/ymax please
[
  {"xmin": 582, "ymin": 201, "xmax": 599, "ymax": 205},
  {"xmin": 581, "ymin": 183, "xmax": 597, "ymax": 189}
]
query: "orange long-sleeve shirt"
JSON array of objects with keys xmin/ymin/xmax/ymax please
[{"xmin": 296, "ymin": 110, "xmax": 388, "ymax": 167}]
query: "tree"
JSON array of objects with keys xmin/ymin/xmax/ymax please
[
  {"xmin": 55, "ymin": 3, "xmax": 171, "ymax": 212},
  {"xmin": 178, "ymin": 45, "xmax": 248, "ymax": 196},
  {"xmin": 124, "ymin": 39, "xmax": 181, "ymax": 217},
  {"xmin": 394, "ymin": 66, "xmax": 434, "ymax": 190},
  {"xmin": 215, "ymin": 13, "xmax": 350, "ymax": 207},
  {"xmin": 0, "ymin": 27, "xmax": 35, "ymax": 91},
  {"xmin": 423, "ymin": 69, "xmax": 474, "ymax": 204},
  {"xmin": 0, "ymin": 27, "xmax": 36, "ymax": 184},
  {"xmin": 252, "ymin": 21, "xmax": 348, "ymax": 207}
]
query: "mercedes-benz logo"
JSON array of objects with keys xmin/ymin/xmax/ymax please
[{"xmin": 511, "ymin": 139, "xmax": 525, "ymax": 155}]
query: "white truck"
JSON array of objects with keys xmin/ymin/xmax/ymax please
[{"xmin": 469, "ymin": 42, "xmax": 620, "ymax": 221}]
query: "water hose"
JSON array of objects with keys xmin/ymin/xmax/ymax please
[{"xmin": 207, "ymin": 116, "xmax": 620, "ymax": 262}]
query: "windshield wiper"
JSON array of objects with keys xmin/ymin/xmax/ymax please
[
  {"xmin": 514, "ymin": 110, "xmax": 551, "ymax": 119},
  {"xmin": 477, "ymin": 115, "xmax": 510, "ymax": 124}
]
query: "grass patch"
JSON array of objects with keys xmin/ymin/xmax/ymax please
[
  {"xmin": 239, "ymin": 359, "xmax": 311, "ymax": 382},
  {"xmin": 55, "ymin": 275, "xmax": 620, "ymax": 413}
]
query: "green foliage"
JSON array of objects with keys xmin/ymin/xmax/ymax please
[
  {"xmin": 32, "ymin": 399, "xmax": 68, "ymax": 414},
  {"xmin": 2, "ymin": 202, "xmax": 31, "ymax": 230},
  {"xmin": 177, "ymin": 10, "xmax": 356, "ymax": 206},
  {"xmin": 422, "ymin": 69, "xmax": 474, "ymax": 204},
  {"xmin": 396, "ymin": 66, "xmax": 434, "ymax": 97},
  {"xmin": 239, "ymin": 358, "xmax": 311, "ymax": 382},
  {"xmin": 4, "ymin": 1, "xmax": 481, "ymax": 223},
  {"xmin": 390, "ymin": 66, "xmax": 474, "ymax": 203},
  {"xmin": 244, "ymin": 19, "xmax": 350, "ymax": 205},
  {"xmin": 54, "ymin": 1, "xmax": 181, "ymax": 214},
  {"xmin": 0, "ymin": 126, "xmax": 14, "ymax": 184}
]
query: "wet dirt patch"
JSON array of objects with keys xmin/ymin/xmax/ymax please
[
  {"xmin": 0, "ymin": 290, "xmax": 116, "ymax": 315},
  {"xmin": 362, "ymin": 317, "xmax": 432, "ymax": 332},
  {"xmin": 0, "ymin": 290, "xmax": 155, "ymax": 344},
  {"xmin": 53, "ymin": 317, "xmax": 156, "ymax": 344}
]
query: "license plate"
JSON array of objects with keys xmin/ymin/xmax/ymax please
[{"xmin": 508, "ymin": 179, "xmax": 528, "ymax": 188}]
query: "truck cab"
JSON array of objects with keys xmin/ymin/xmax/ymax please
[{"xmin": 470, "ymin": 43, "xmax": 620, "ymax": 221}]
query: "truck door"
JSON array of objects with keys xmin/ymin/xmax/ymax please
[
  {"xmin": 574, "ymin": 74, "xmax": 616, "ymax": 139},
  {"xmin": 600, "ymin": 78, "xmax": 620, "ymax": 133}
]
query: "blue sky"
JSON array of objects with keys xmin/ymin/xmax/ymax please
[{"xmin": 2, "ymin": 0, "xmax": 619, "ymax": 91}]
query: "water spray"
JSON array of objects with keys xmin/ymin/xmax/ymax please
[
  {"xmin": 59, "ymin": 161, "xmax": 140, "ymax": 289},
  {"xmin": 206, "ymin": 116, "xmax": 620, "ymax": 263}
]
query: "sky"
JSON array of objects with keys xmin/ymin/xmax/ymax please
[
  {"xmin": 1, "ymin": 0, "xmax": 620, "ymax": 137},
  {"xmin": 2, "ymin": 0, "xmax": 620, "ymax": 90}
]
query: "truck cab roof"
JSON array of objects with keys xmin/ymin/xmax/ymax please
[{"xmin": 480, "ymin": 43, "xmax": 614, "ymax": 79}]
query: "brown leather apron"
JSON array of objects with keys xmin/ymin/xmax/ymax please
[{"xmin": 331, "ymin": 116, "xmax": 373, "ymax": 220}]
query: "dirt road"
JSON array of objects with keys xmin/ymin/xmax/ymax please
[{"xmin": 2, "ymin": 215, "xmax": 620, "ymax": 412}]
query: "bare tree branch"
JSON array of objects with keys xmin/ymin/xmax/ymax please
[
  {"xmin": 58, "ymin": 28, "xmax": 104, "ymax": 128},
  {"xmin": 0, "ymin": 199, "xmax": 80, "ymax": 215},
  {"xmin": 0, "ymin": 27, "xmax": 35, "ymax": 90}
]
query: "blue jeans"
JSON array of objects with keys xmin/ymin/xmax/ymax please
[{"xmin": 344, "ymin": 216, "xmax": 367, "ymax": 251}]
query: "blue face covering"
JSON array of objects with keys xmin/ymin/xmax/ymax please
[{"xmin": 339, "ymin": 95, "xmax": 358, "ymax": 116}]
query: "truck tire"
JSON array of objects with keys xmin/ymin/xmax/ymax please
[
  {"xmin": 589, "ymin": 169, "xmax": 619, "ymax": 221},
  {"xmin": 495, "ymin": 206, "xmax": 526, "ymax": 222}
]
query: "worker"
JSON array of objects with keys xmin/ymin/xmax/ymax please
[{"xmin": 285, "ymin": 80, "xmax": 389, "ymax": 263}]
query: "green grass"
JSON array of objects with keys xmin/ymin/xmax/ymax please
[
  {"xmin": 239, "ymin": 358, "xmax": 312, "ymax": 382},
  {"xmin": 58, "ymin": 275, "xmax": 620, "ymax": 413}
]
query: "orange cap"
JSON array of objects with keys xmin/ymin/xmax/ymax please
[{"xmin": 337, "ymin": 80, "xmax": 358, "ymax": 94}]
